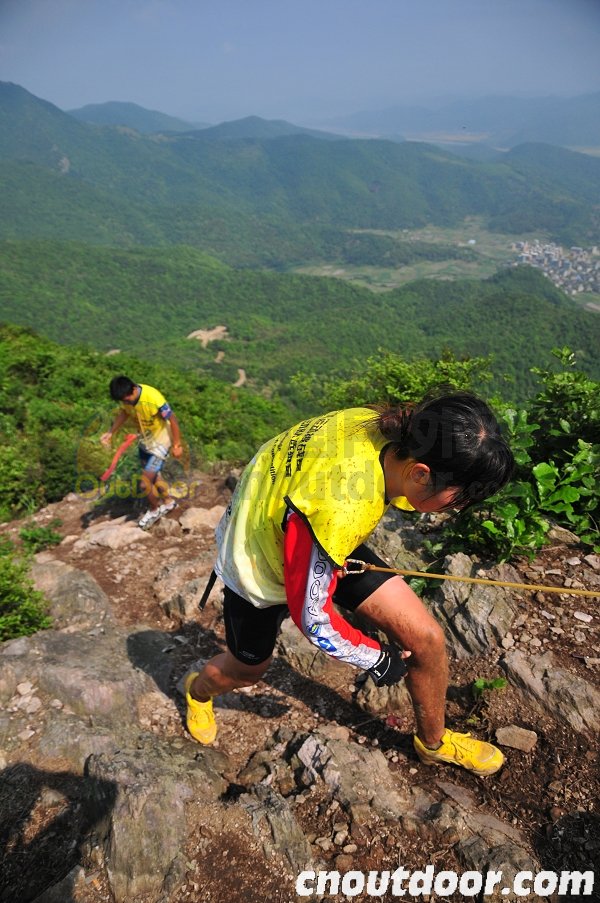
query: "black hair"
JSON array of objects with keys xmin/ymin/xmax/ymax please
[
  {"xmin": 109, "ymin": 376, "xmax": 136, "ymax": 401},
  {"xmin": 375, "ymin": 391, "xmax": 514, "ymax": 508}
]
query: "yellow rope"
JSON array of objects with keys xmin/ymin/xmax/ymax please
[{"xmin": 345, "ymin": 562, "xmax": 599, "ymax": 598}]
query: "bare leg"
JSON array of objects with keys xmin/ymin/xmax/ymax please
[
  {"xmin": 356, "ymin": 575, "xmax": 448, "ymax": 748},
  {"xmin": 140, "ymin": 470, "xmax": 167, "ymax": 510},
  {"xmin": 189, "ymin": 650, "xmax": 272, "ymax": 702}
]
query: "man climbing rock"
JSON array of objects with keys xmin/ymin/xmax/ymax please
[{"xmin": 101, "ymin": 375, "xmax": 183, "ymax": 528}]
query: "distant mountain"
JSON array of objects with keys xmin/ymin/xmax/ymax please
[
  {"xmin": 68, "ymin": 101, "xmax": 207, "ymax": 133},
  {"xmin": 434, "ymin": 143, "xmax": 505, "ymax": 163},
  {"xmin": 188, "ymin": 115, "xmax": 344, "ymax": 141},
  {"xmin": 1, "ymin": 82, "xmax": 600, "ymax": 265},
  {"xmin": 327, "ymin": 93, "xmax": 600, "ymax": 149},
  {"xmin": 503, "ymin": 143, "xmax": 600, "ymax": 201},
  {"xmin": 0, "ymin": 82, "xmax": 97, "ymax": 166}
]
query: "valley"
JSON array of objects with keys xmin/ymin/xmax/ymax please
[{"xmin": 293, "ymin": 219, "xmax": 542, "ymax": 289}]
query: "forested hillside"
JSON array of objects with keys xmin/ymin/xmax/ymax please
[
  {"xmin": 1, "ymin": 241, "xmax": 598, "ymax": 399},
  {"xmin": 1, "ymin": 82, "xmax": 599, "ymax": 267},
  {"xmin": 2, "ymin": 324, "xmax": 597, "ymax": 563}
]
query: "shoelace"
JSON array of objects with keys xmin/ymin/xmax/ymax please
[{"xmin": 445, "ymin": 731, "xmax": 494, "ymax": 762}]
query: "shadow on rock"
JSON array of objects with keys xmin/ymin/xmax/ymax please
[
  {"xmin": 80, "ymin": 493, "xmax": 142, "ymax": 528},
  {"xmin": 0, "ymin": 762, "xmax": 117, "ymax": 903},
  {"xmin": 536, "ymin": 811, "xmax": 600, "ymax": 889},
  {"xmin": 126, "ymin": 622, "xmax": 223, "ymax": 699}
]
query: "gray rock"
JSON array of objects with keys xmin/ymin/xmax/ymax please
[
  {"xmin": 502, "ymin": 649, "xmax": 600, "ymax": 738},
  {"xmin": 1, "ymin": 636, "xmax": 32, "ymax": 656},
  {"xmin": 154, "ymin": 557, "xmax": 217, "ymax": 620},
  {"xmin": 354, "ymin": 675, "xmax": 411, "ymax": 714},
  {"xmin": 86, "ymin": 734, "xmax": 228, "ymax": 903},
  {"xmin": 0, "ymin": 627, "xmax": 174, "ymax": 723},
  {"xmin": 275, "ymin": 616, "xmax": 344, "ymax": 680},
  {"xmin": 30, "ymin": 559, "xmax": 114, "ymax": 629},
  {"xmin": 429, "ymin": 554, "xmax": 520, "ymax": 657},
  {"xmin": 0, "ymin": 663, "xmax": 17, "ymax": 704},
  {"xmin": 161, "ymin": 577, "xmax": 204, "ymax": 619},
  {"xmin": 37, "ymin": 713, "xmax": 119, "ymax": 769},
  {"xmin": 31, "ymin": 866, "xmax": 85, "ymax": 903},
  {"xmin": 296, "ymin": 731, "xmax": 408, "ymax": 820},
  {"xmin": 420, "ymin": 782, "xmax": 537, "ymax": 901},
  {"xmin": 178, "ymin": 505, "xmax": 225, "ymax": 533},
  {"xmin": 290, "ymin": 731, "xmax": 535, "ymax": 900},
  {"xmin": 495, "ymin": 725, "xmax": 538, "ymax": 752},
  {"xmin": 73, "ymin": 523, "xmax": 151, "ymax": 551},
  {"xmin": 547, "ymin": 525, "xmax": 581, "ymax": 545},
  {"xmin": 368, "ymin": 507, "xmax": 430, "ymax": 569},
  {"xmin": 240, "ymin": 784, "xmax": 313, "ymax": 872},
  {"xmin": 152, "ymin": 516, "xmax": 182, "ymax": 538},
  {"xmin": 457, "ymin": 837, "xmax": 536, "ymax": 901}
]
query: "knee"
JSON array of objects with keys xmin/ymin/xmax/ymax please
[
  {"xmin": 139, "ymin": 473, "xmax": 153, "ymax": 493},
  {"xmin": 410, "ymin": 618, "xmax": 447, "ymax": 661}
]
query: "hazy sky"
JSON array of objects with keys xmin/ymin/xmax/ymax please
[{"xmin": 1, "ymin": 0, "xmax": 599, "ymax": 124}]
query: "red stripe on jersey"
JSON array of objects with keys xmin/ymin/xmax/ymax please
[{"xmin": 284, "ymin": 511, "xmax": 381, "ymax": 666}]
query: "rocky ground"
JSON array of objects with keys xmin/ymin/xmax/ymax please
[{"xmin": 0, "ymin": 474, "xmax": 598, "ymax": 903}]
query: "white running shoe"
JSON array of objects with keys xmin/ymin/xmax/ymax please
[
  {"xmin": 138, "ymin": 509, "xmax": 161, "ymax": 530},
  {"xmin": 157, "ymin": 499, "xmax": 177, "ymax": 516}
]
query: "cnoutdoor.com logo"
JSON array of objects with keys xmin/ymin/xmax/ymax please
[{"xmin": 296, "ymin": 867, "xmax": 595, "ymax": 898}]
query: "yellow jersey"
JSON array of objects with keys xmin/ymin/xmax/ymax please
[
  {"xmin": 215, "ymin": 407, "xmax": 413, "ymax": 607},
  {"xmin": 121, "ymin": 384, "xmax": 172, "ymax": 457}
]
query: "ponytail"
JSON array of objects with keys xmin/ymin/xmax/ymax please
[{"xmin": 376, "ymin": 404, "xmax": 414, "ymax": 456}]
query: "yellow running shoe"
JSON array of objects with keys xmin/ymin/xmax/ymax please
[
  {"xmin": 184, "ymin": 672, "xmax": 217, "ymax": 745},
  {"xmin": 413, "ymin": 729, "xmax": 504, "ymax": 776}
]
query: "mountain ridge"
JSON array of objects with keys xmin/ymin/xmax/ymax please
[
  {"xmin": 1, "ymin": 81, "xmax": 599, "ymax": 258},
  {"xmin": 324, "ymin": 91, "xmax": 600, "ymax": 148},
  {"xmin": 68, "ymin": 100, "xmax": 208, "ymax": 133}
]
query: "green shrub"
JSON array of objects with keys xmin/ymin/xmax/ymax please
[
  {"xmin": 530, "ymin": 347, "xmax": 599, "ymax": 461},
  {"xmin": 0, "ymin": 539, "xmax": 51, "ymax": 641},
  {"xmin": 439, "ymin": 349, "xmax": 599, "ymax": 560},
  {"xmin": 19, "ymin": 518, "xmax": 63, "ymax": 553},
  {"xmin": 291, "ymin": 348, "xmax": 494, "ymax": 412}
]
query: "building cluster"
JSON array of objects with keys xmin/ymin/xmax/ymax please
[{"xmin": 511, "ymin": 240, "xmax": 600, "ymax": 296}]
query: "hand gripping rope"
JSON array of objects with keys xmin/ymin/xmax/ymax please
[{"xmin": 340, "ymin": 559, "xmax": 600, "ymax": 598}]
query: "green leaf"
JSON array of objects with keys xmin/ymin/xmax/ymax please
[{"xmin": 533, "ymin": 462, "xmax": 559, "ymax": 485}]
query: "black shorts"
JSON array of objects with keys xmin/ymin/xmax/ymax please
[{"xmin": 223, "ymin": 544, "xmax": 394, "ymax": 666}]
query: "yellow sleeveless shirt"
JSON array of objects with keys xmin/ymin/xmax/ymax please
[{"xmin": 215, "ymin": 407, "xmax": 413, "ymax": 607}]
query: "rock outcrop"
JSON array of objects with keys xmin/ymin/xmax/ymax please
[{"xmin": 1, "ymin": 494, "xmax": 598, "ymax": 902}]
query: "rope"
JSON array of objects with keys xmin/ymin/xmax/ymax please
[{"xmin": 341, "ymin": 560, "xmax": 600, "ymax": 598}]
